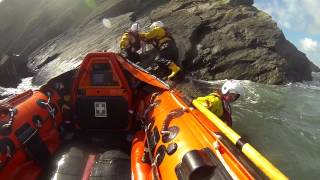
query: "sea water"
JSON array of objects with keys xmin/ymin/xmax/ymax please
[
  {"xmin": 190, "ymin": 73, "xmax": 320, "ymax": 179},
  {"xmin": 1, "ymin": 73, "xmax": 320, "ymax": 179}
]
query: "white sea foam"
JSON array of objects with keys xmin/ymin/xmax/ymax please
[
  {"xmin": 286, "ymin": 72, "xmax": 320, "ymax": 90},
  {"xmin": 0, "ymin": 77, "xmax": 38, "ymax": 100}
]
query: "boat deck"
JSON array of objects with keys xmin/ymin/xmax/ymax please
[{"xmin": 40, "ymin": 131, "xmax": 132, "ymax": 180}]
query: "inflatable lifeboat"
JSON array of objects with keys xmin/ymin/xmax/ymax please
[{"xmin": 0, "ymin": 52, "xmax": 287, "ymax": 179}]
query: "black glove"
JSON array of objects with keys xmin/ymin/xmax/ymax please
[{"xmin": 120, "ymin": 49, "xmax": 128, "ymax": 58}]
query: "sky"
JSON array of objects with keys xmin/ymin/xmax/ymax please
[{"xmin": 254, "ymin": 0, "xmax": 320, "ymax": 67}]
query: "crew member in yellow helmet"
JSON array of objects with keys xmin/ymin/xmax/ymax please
[
  {"xmin": 139, "ymin": 21, "xmax": 181, "ymax": 80},
  {"xmin": 119, "ymin": 22, "xmax": 143, "ymax": 63},
  {"xmin": 195, "ymin": 80, "xmax": 245, "ymax": 126}
]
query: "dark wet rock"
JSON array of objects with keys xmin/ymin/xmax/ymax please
[
  {"xmin": 1, "ymin": 0, "xmax": 314, "ymax": 85},
  {"xmin": 0, "ymin": 55, "xmax": 19, "ymax": 87},
  {"xmin": 154, "ymin": 0, "xmax": 308, "ymax": 84},
  {"xmin": 155, "ymin": 0, "xmax": 312, "ymax": 84},
  {"xmin": 0, "ymin": 54, "xmax": 33, "ymax": 87}
]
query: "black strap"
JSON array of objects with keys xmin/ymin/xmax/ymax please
[
  {"xmin": 0, "ymin": 138, "xmax": 15, "ymax": 170},
  {"xmin": 15, "ymin": 123, "xmax": 50, "ymax": 167}
]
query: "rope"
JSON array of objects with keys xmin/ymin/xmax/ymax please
[
  {"xmin": 39, "ymin": 92, "xmax": 56, "ymax": 127},
  {"xmin": 213, "ymin": 135, "xmax": 239, "ymax": 180},
  {"xmin": 0, "ymin": 108, "xmax": 15, "ymax": 129}
]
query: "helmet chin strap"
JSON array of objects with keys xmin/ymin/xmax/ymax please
[
  {"xmin": 224, "ymin": 93, "xmax": 240, "ymax": 103},
  {"xmin": 224, "ymin": 95, "xmax": 233, "ymax": 103}
]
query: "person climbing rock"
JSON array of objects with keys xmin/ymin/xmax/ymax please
[
  {"xmin": 195, "ymin": 80, "xmax": 245, "ymax": 127},
  {"xmin": 119, "ymin": 22, "xmax": 143, "ymax": 63},
  {"xmin": 139, "ymin": 21, "xmax": 181, "ymax": 80}
]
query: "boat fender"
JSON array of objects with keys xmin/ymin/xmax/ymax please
[{"xmin": 0, "ymin": 138, "xmax": 15, "ymax": 169}]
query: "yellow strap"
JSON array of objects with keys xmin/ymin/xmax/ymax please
[
  {"xmin": 242, "ymin": 144, "xmax": 288, "ymax": 180},
  {"xmin": 192, "ymin": 100, "xmax": 288, "ymax": 180}
]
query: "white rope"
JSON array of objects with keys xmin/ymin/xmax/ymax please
[{"xmin": 213, "ymin": 137, "xmax": 239, "ymax": 180}]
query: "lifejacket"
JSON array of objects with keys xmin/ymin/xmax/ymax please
[
  {"xmin": 140, "ymin": 27, "xmax": 175, "ymax": 50},
  {"xmin": 195, "ymin": 92, "xmax": 232, "ymax": 126},
  {"xmin": 128, "ymin": 31, "xmax": 141, "ymax": 52},
  {"xmin": 120, "ymin": 31, "xmax": 141, "ymax": 53}
]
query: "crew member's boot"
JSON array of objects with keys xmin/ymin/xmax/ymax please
[{"xmin": 167, "ymin": 62, "xmax": 181, "ymax": 79}]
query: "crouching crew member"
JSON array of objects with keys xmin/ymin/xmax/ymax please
[
  {"xmin": 140, "ymin": 21, "xmax": 181, "ymax": 80},
  {"xmin": 195, "ymin": 80, "xmax": 245, "ymax": 127},
  {"xmin": 120, "ymin": 22, "xmax": 143, "ymax": 63}
]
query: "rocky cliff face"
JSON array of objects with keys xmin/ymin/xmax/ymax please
[
  {"xmin": 0, "ymin": 0, "xmax": 316, "ymax": 86},
  {"xmin": 158, "ymin": 0, "xmax": 311, "ymax": 84}
]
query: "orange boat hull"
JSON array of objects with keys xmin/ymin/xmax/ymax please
[{"xmin": 0, "ymin": 52, "xmax": 282, "ymax": 179}]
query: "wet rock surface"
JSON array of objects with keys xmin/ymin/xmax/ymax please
[
  {"xmin": 0, "ymin": 55, "xmax": 32, "ymax": 87},
  {"xmin": 0, "ymin": 0, "xmax": 316, "ymax": 86}
]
